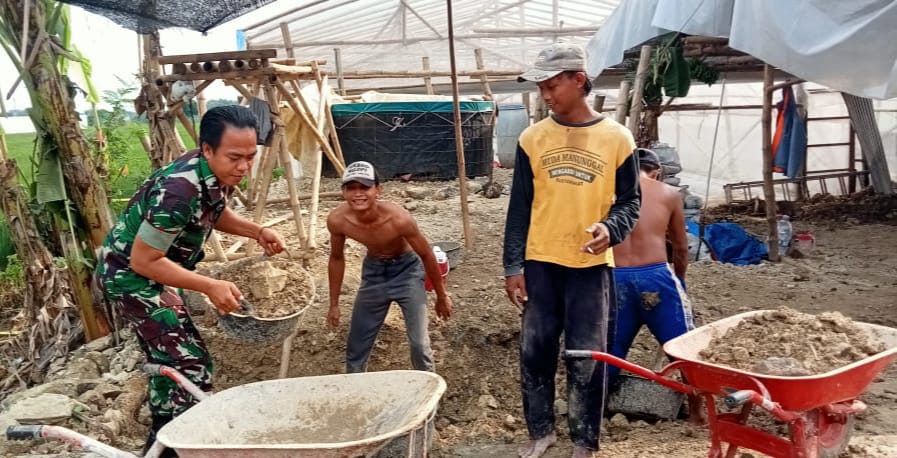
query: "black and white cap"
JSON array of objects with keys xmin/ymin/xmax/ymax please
[{"xmin": 341, "ymin": 161, "xmax": 377, "ymax": 187}]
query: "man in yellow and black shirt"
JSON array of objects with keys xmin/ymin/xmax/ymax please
[{"xmin": 503, "ymin": 43, "xmax": 641, "ymax": 458}]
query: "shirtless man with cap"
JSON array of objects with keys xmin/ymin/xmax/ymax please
[{"xmin": 327, "ymin": 161, "xmax": 452, "ymax": 373}]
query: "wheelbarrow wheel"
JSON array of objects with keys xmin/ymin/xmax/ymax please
[{"xmin": 795, "ymin": 410, "xmax": 855, "ymax": 458}]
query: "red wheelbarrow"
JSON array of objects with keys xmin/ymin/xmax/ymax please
[{"xmin": 566, "ymin": 310, "xmax": 897, "ymax": 458}]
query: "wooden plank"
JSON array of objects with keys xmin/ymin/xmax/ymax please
[{"xmin": 158, "ymin": 49, "xmax": 277, "ymax": 65}]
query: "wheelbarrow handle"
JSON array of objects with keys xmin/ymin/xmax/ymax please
[
  {"xmin": 6, "ymin": 425, "xmax": 138, "ymax": 458},
  {"xmin": 564, "ymin": 349, "xmax": 698, "ymax": 396},
  {"xmin": 723, "ymin": 389, "xmax": 800, "ymax": 422},
  {"xmin": 6, "ymin": 425, "xmax": 42, "ymax": 440},
  {"xmin": 144, "ymin": 364, "xmax": 209, "ymax": 402}
]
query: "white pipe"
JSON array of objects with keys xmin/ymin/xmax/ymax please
[{"xmin": 41, "ymin": 426, "xmax": 138, "ymax": 458}]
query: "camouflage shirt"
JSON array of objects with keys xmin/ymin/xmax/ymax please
[{"xmin": 97, "ymin": 150, "xmax": 230, "ymax": 297}]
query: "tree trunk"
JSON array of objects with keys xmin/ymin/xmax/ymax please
[
  {"xmin": 639, "ymin": 107, "xmax": 661, "ymax": 148},
  {"xmin": 1, "ymin": 0, "xmax": 111, "ymax": 340},
  {"xmin": 141, "ymin": 32, "xmax": 185, "ymax": 169},
  {"xmin": 0, "ymin": 159, "xmax": 81, "ymax": 391}
]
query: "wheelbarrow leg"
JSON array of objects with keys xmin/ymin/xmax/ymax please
[
  {"xmin": 706, "ymin": 394, "xmax": 723, "ymax": 458},
  {"xmin": 723, "ymin": 403, "xmax": 753, "ymax": 458}
]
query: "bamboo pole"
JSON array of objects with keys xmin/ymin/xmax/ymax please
[
  {"xmin": 281, "ymin": 23, "xmax": 294, "ymax": 58},
  {"xmin": 627, "ymin": 45, "xmax": 652, "ymax": 134},
  {"xmin": 762, "ymin": 64, "xmax": 780, "ymax": 262},
  {"xmin": 175, "ymin": 109, "xmax": 198, "ymax": 146},
  {"xmin": 446, "ymin": 0, "xmax": 473, "ymax": 250},
  {"xmin": 306, "ymin": 66, "xmax": 328, "ymax": 250},
  {"xmin": 334, "ymin": 48, "xmax": 346, "ymax": 95},
  {"xmin": 615, "ymin": 80, "xmax": 631, "ymax": 124},
  {"xmin": 422, "ymin": 56, "xmax": 434, "ymax": 95}
]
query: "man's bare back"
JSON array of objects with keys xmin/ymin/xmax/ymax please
[
  {"xmin": 327, "ymin": 201, "xmax": 414, "ymax": 258},
  {"xmin": 613, "ymin": 175, "xmax": 687, "ymax": 275}
]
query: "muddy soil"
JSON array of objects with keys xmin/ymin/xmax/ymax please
[
  {"xmin": 6, "ymin": 168, "xmax": 896, "ymax": 458},
  {"xmin": 699, "ymin": 307, "xmax": 887, "ymax": 375},
  {"xmin": 198, "ymin": 168, "xmax": 897, "ymax": 457}
]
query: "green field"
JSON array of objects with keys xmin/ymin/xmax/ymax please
[{"xmin": 4, "ymin": 122, "xmax": 196, "ymax": 200}]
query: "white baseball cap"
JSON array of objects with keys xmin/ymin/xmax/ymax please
[{"xmin": 341, "ymin": 161, "xmax": 378, "ymax": 187}]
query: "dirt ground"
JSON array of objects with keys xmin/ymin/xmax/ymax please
[{"xmin": 191, "ymin": 168, "xmax": 897, "ymax": 457}]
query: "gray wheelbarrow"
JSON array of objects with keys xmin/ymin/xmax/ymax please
[{"xmin": 7, "ymin": 364, "xmax": 447, "ymax": 458}]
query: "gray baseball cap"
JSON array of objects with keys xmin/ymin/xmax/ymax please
[
  {"xmin": 518, "ymin": 43, "xmax": 587, "ymax": 83},
  {"xmin": 342, "ymin": 161, "xmax": 377, "ymax": 187},
  {"xmin": 636, "ymin": 148, "xmax": 662, "ymax": 168}
]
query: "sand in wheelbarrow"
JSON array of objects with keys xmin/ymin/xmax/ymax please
[
  {"xmin": 214, "ymin": 258, "xmax": 313, "ymax": 319},
  {"xmin": 699, "ymin": 307, "xmax": 887, "ymax": 376}
]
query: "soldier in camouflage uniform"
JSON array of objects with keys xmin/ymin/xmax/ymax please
[{"xmin": 96, "ymin": 106, "xmax": 285, "ymax": 455}]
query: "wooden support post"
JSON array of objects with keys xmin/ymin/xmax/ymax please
[
  {"xmin": 276, "ymin": 133, "xmax": 310, "ymax": 252},
  {"xmin": 474, "ymin": 48, "xmax": 493, "ymax": 99},
  {"xmin": 306, "ymin": 67, "xmax": 328, "ymax": 250},
  {"xmin": 333, "ymin": 48, "xmax": 346, "ymax": 96},
  {"xmin": 280, "ymin": 23, "xmax": 294, "ymax": 58},
  {"xmin": 522, "ymin": 92, "xmax": 531, "ymax": 122},
  {"xmin": 628, "ymin": 45, "xmax": 652, "ymax": 134},
  {"xmin": 446, "ymin": 0, "xmax": 474, "ymax": 250},
  {"xmin": 593, "ymin": 94, "xmax": 606, "ymax": 112},
  {"xmin": 422, "ymin": 56, "xmax": 434, "ymax": 95},
  {"xmin": 762, "ymin": 64, "xmax": 780, "ymax": 262},
  {"xmin": 615, "ymin": 80, "xmax": 630, "ymax": 124},
  {"xmin": 262, "ymin": 81, "xmax": 309, "ymax": 254}
]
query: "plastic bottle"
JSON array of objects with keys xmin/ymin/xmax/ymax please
[
  {"xmin": 776, "ymin": 215, "xmax": 793, "ymax": 254},
  {"xmin": 425, "ymin": 246, "xmax": 450, "ymax": 291}
]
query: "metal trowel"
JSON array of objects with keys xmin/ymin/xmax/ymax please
[{"xmin": 238, "ymin": 297, "xmax": 256, "ymax": 316}]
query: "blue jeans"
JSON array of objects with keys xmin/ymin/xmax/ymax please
[
  {"xmin": 608, "ymin": 262, "xmax": 694, "ymax": 383},
  {"xmin": 521, "ymin": 260, "xmax": 615, "ymax": 451},
  {"xmin": 346, "ymin": 252, "xmax": 434, "ymax": 373}
]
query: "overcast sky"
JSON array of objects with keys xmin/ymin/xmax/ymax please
[{"xmin": 0, "ymin": 1, "xmax": 300, "ymax": 112}]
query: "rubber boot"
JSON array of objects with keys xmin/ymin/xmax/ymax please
[{"xmin": 144, "ymin": 414, "xmax": 178, "ymax": 458}]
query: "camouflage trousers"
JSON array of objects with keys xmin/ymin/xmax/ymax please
[{"xmin": 108, "ymin": 287, "xmax": 213, "ymax": 417}]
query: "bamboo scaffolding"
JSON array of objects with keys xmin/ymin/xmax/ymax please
[{"xmin": 273, "ymin": 79, "xmax": 345, "ymax": 174}]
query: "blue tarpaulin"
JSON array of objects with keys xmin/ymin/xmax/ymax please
[{"xmin": 704, "ymin": 223, "xmax": 768, "ymax": 266}]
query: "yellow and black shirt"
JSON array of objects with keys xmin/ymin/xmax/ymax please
[{"xmin": 503, "ymin": 115, "xmax": 641, "ymax": 276}]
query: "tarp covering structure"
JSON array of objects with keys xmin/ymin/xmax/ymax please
[
  {"xmin": 586, "ymin": 0, "xmax": 897, "ymax": 100},
  {"xmin": 243, "ymin": 0, "xmax": 617, "ymax": 94},
  {"xmin": 58, "ymin": 0, "xmax": 279, "ymax": 33}
]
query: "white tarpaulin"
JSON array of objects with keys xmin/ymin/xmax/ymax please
[{"xmin": 586, "ymin": 0, "xmax": 897, "ymax": 100}]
